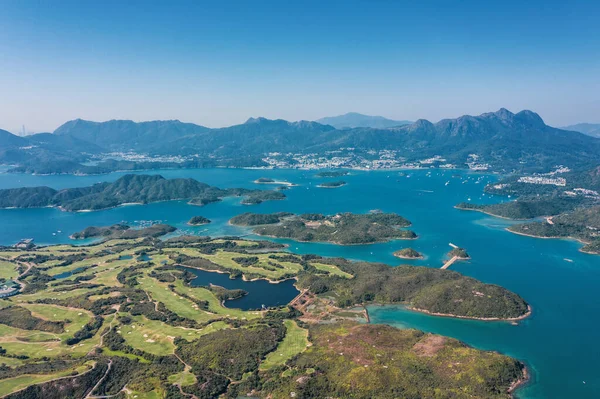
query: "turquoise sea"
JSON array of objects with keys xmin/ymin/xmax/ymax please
[{"xmin": 0, "ymin": 168, "xmax": 598, "ymax": 398}]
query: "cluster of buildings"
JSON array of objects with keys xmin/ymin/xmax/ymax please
[
  {"xmin": 466, "ymin": 154, "xmax": 491, "ymax": 171},
  {"xmin": 517, "ymin": 176, "xmax": 567, "ymax": 186},
  {"xmin": 262, "ymin": 150, "xmax": 463, "ymax": 170},
  {"xmin": 564, "ymin": 188, "xmax": 600, "ymax": 198}
]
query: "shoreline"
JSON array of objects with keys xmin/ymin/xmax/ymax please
[
  {"xmin": 453, "ymin": 205, "xmax": 530, "ymax": 221},
  {"xmin": 505, "ymin": 228, "xmax": 599, "ymax": 255},
  {"xmin": 408, "ymin": 304, "xmax": 533, "ymax": 322},
  {"xmin": 508, "ymin": 366, "xmax": 531, "ymax": 397}
]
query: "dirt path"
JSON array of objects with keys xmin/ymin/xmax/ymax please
[{"xmin": 85, "ymin": 359, "xmax": 112, "ymax": 399}]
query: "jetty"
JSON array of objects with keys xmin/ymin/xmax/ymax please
[{"xmin": 441, "ymin": 256, "xmax": 459, "ymax": 270}]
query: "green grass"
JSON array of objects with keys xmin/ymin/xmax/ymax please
[
  {"xmin": 136, "ymin": 275, "xmax": 217, "ymax": 323},
  {"xmin": 167, "ymin": 370, "xmax": 197, "ymax": 386},
  {"xmin": 260, "ymin": 320, "xmax": 309, "ymax": 371},
  {"xmin": 170, "ymin": 279, "xmax": 262, "ymax": 320},
  {"xmin": 0, "ymin": 261, "xmax": 18, "ymax": 280},
  {"xmin": 118, "ymin": 315, "xmax": 228, "ymax": 356},
  {"xmin": 101, "ymin": 348, "xmax": 151, "ymax": 363},
  {"xmin": 167, "ymin": 248, "xmax": 302, "ymax": 280},
  {"xmin": 309, "ymin": 262, "xmax": 353, "ymax": 278},
  {"xmin": 0, "ymin": 361, "xmax": 94, "ymax": 396}
]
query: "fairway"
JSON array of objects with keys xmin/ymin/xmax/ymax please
[{"xmin": 260, "ymin": 320, "xmax": 309, "ymax": 370}]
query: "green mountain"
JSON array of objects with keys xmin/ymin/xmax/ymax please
[
  {"xmin": 316, "ymin": 112, "xmax": 412, "ymax": 128},
  {"xmin": 561, "ymin": 123, "xmax": 600, "ymax": 138},
  {"xmin": 3, "ymin": 108, "xmax": 600, "ymax": 173},
  {"xmin": 54, "ymin": 118, "xmax": 210, "ymax": 151}
]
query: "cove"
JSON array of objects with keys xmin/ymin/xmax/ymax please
[{"xmin": 181, "ymin": 266, "xmax": 299, "ymax": 311}]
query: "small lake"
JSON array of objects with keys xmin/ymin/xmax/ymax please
[{"xmin": 181, "ymin": 266, "xmax": 299, "ymax": 311}]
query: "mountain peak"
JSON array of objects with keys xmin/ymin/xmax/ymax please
[
  {"xmin": 244, "ymin": 117, "xmax": 269, "ymax": 124},
  {"xmin": 494, "ymin": 108, "xmax": 514, "ymax": 120},
  {"xmin": 515, "ymin": 110, "xmax": 545, "ymax": 126}
]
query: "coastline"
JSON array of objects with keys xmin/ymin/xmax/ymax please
[
  {"xmin": 454, "ymin": 205, "xmax": 530, "ymax": 221},
  {"xmin": 408, "ymin": 304, "xmax": 532, "ymax": 322},
  {"xmin": 505, "ymin": 228, "xmax": 599, "ymax": 255}
]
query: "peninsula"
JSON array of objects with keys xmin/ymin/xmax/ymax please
[
  {"xmin": 70, "ymin": 223, "xmax": 176, "ymax": 240},
  {"xmin": 229, "ymin": 212, "xmax": 417, "ymax": 244},
  {"xmin": 0, "ymin": 235, "xmax": 528, "ymax": 398},
  {"xmin": 0, "ymin": 174, "xmax": 286, "ymax": 212}
]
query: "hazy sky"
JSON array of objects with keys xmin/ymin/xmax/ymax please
[{"xmin": 1, "ymin": 0, "xmax": 599, "ymax": 133}]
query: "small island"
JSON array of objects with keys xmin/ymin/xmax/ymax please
[
  {"xmin": 230, "ymin": 212, "xmax": 416, "ymax": 244},
  {"xmin": 70, "ymin": 223, "xmax": 176, "ymax": 240},
  {"xmin": 317, "ymin": 180, "xmax": 347, "ymax": 188},
  {"xmin": 393, "ymin": 248, "xmax": 424, "ymax": 259},
  {"xmin": 316, "ymin": 171, "xmax": 349, "ymax": 178},
  {"xmin": 187, "ymin": 216, "xmax": 211, "ymax": 226},
  {"xmin": 253, "ymin": 177, "xmax": 296, "ymax": 186},
  {"xmin": 448, "ymin": 247, "xmax": 470, "ymax": 260}
]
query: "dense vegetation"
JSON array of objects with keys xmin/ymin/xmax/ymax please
[
  {"xmin": 257, "ymin": 322, "xmax": 524, "ymax": 399},
  {"xmin": 0, "ymin": 174, "xmax": 286, "ymax": 211},
  {"xmin": 70, "ymin": 224, "xmax": 176, "ymax": 240},
  {"xmin": 0, "ymin": 236, "xmax": 528, "ymax": 398},
  {"xmin": 456, "ymin": 197, "xmax": 587, "ymax": 219},
  {"xmin": 459, "ymin": 166, "xmax": 600, "ymax": 255},
  {"xmin": 508, "ymin": 206, "xmax": 600, "ymax": 254},
  {"xmin": 231, "ymin": 212, "xmax": 416, "ymax": 244},
  {"xmin": 187, "ymin": 216, "xmax": 211, "ymax": 226},
  {"xmin": 229, "ymin": 212, "xmax": 293, "ymax": 226},
  {"xmin": 0, "ymin": 306, "xmax": 65, "ymax": 333},
  {"xmin": 297, "ymin": 258, "xmax": 528, "ymax": 319}
]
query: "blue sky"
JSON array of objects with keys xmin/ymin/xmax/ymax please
[{"xmin": 1, "ymin": 0, "xmax": 599, "ymax": 132}]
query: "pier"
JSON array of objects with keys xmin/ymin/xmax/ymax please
[{"xmin": 441, "ymin": 256, "xmax": 459, "ymax": 270}]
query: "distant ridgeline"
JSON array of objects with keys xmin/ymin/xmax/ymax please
[
  {"xmin": 230, "ymin": 212, "xmax": 416, "ymax": 244},
  {"xmin": 0, "ymin": 174, "xmax": 285, "ymax": 211},
  {"xmin": 2, "ymin": 108, "xmax": 600, "ymax": 174},
  {"xmin": 456, "ymin": 166, "xmax": 600, "ymax": 254}
]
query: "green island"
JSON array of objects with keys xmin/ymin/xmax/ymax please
[
  {"xmin": 448, "ymin": 247, "xmax": 470, "ymax": 259},
  {"xmin": 70, "ymin": 224, "xmax": 176, "ymax": 240},
  {"xmin": 393, "ymin": 248, "xmax": 424, "ymax": 259},
  {"xmin": 317, "ymin": 180, "xmax": 346, "ymax": 188},
  {"xmin": 0, "ymin": 231, "xmax": 528, "ymax": 398},
  {"xmin": 230, "ymin": 212, "xmax": 417, "ymax": 244},
  {"xmin": 456, "ymin": 166, "xmax": 600, "ymax": 254},
  {"xmin": 187, "ymin": 216, "xmax": 211, "ymax": 226},
  {"xmin": 315, "ymin": 171, "xmax": 349, "ymax": 177},
  {"xmin": 0, "ymin": 174, "xmax": 286, "ymax": 212}
]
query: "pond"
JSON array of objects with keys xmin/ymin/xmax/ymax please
[{"xmin": 181, "ymin": 266, "xmax": 299, "ymax": 311}]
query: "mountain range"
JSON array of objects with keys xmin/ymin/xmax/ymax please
[
  {"xmin": 316, "ymin": 112, "xmax": 412, "ymax": 129},
  {"xmin": 2, "ymin": 108, "xmax": 600, "ymax": 174},
  {"xmin": 561, "ymin": 123, "xmax": 600, "ymax": 138}
]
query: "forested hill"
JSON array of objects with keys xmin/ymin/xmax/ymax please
[
  {"xmin": 0, "ymin": 174, "xmax": 285, "ymax": 211},
  {"xmin": 2, "ymin": 108, "xmax": 600, "ymax": 173}
]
